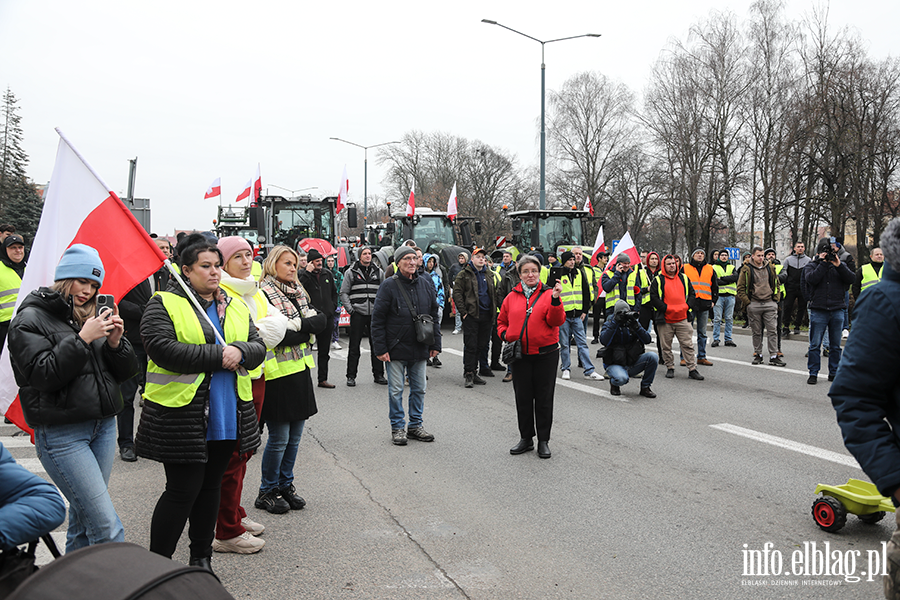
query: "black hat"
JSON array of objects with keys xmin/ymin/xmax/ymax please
[
  {"xmin": 3, "ymin": 234, "xmax": 24, "ymax": 249},
  {"xmin": 307, "ymin": 248, "xmax": 324, "ymax": 262},
  {"xmin": 560, "ymin": 251, "xmax": 575, "ymax": 265}
]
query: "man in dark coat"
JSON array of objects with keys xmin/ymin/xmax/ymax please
[
  {"xmin": 116, "ymin": 278, "xmax": 152, "ymax": 462},
  {"xmin": 371, "ymin": 245, "xmax": 441, "ymax": 446},
  {"xmin": 298, "ymin": 248, "xmax": 338, "ymax": 388},
  {"xmin": 830, "ymin": 216, "xmax": 900, "ymax": 597}
]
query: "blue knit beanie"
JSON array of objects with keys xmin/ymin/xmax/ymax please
[{"xmin": 55, "ymin": 244, "xmax": 104, "ymax": 285}]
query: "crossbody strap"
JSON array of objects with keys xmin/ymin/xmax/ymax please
[{"xmin": 392, "ymin": 274, "xmax": 419, "ymax": 322}]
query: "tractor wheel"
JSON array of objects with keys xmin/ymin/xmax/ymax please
[
  {"xmin": 859, "ymin": 511, "xmax": 886, "ymax": 525},
  {"xmin": 812, "ymin": 496, "xmax": 847, "ymax": 532}
]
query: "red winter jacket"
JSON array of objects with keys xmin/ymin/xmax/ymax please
[{"xmin": 497, "ymin": 283, "xmax": 566, "ymax": 355}]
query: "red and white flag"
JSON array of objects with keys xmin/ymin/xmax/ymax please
[
  {"xmin": 336, "ymin": 165, "xmax": 348, "ymax": 214},
  {"xmin": 583, "ymin": 195, "xmax": 594, "ymax": 217},
  {"xmin": 605, "ymin": 231, "xmax": 640, "ymax": 272},
  {"xmin": 252, "ymin": 164, "xmax": 262, "ymax": 203},
  {"xmin": 405, "ymin": 183, "xmax": 415, "ymax": 217},
  {"xmin": 235, "ymin": 179, "xmax": 252, "ymax": 203},
  {"xmin": 447, "ymin": 182, "xmax": 458, "ymax": 221},
  {"xmin": 204, "ymin": 177, "xmax": 221, "ymax": 200},
  {"xmin": 0, "ymin": 129, "xmax": 166, "ymax": 434},
  {"xmin": 590, "ymin": 225, "xmax": 606, "ymax": 267}
]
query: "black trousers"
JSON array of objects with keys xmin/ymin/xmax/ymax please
[
  {"xmin": 116, "ymin": 345, "xmax": 147, "ymax": 449},
  {"xmin": 150, "ymin": 439, "xmax": 235, "ymax": 559},
  {"xmin": 317, "ymin": 316, "xmax": 334, "ymax": 383},
  {"xmin": 592, "ymin": 298, "xmax": 605, "ymax": 338},
  {"xmin": 490, "ymin": 315, "xmax": 502, "ymax": 367},
  {"xmin": 346, "ymin": 312, "xmax": 383, "ymax": 379},
  {"xmin": 782, "ymin": 289, "xmax": 807, "ymax": 330},
  {"xmin": 512, "ymin": 349, "xmax": 559, "ymax": 441},
  {"xmin": 463, "ymin": 310, "xmax": 492, "ymax": 374}
]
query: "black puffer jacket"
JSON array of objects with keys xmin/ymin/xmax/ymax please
[
  {"xmin": 135, "ymin": 283, "xmax": 265, "ymax": 464},
  {"xmin": 8, "ymin": 288, "xmax": 137, "ymax": 427}
]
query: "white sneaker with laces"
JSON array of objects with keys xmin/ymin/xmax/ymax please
[
  {"xmin": 842, "ymin": 329, "xmax": 849, "ymax": 339},
  {"xmin": 561, "ymin": 370, "xmax": 571, "ymax": 380},
  {"xmin": 241, "ymin": 516, "xmax": 265, "ymax": 536},
  {"xmin": 452, "ymin": 329, "xmax": 460, "ymax": 335},
  {"xmin": 584, "ymin": 371, "xmax": 605, "ymax": 381},
  {"xmin": 212, "ymin": 531, "xmax": 265, "ymax": 554},
  {"xmin": 331, "ymin": 341, "xmax": 342, "ymax": 350}
]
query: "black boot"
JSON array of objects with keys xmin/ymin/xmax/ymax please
[
  {"xmin": 510, "ymin": 438, "xmax": 534, "ymax": 455},
  {"xmin": 189, "ymin": 555, "xmax": 214, "ymax": 573}
]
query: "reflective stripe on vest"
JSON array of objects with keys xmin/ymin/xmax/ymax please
[
  {"xmin": 861, "ymin": 263, "xmax": 882, "ymax": 292},
  {"xmin": 683, "ymin": 264, "xmax": 714, "ymax": 300},
  {"xmin": 605, "ymin": 270, "xmax": 638, "ymax": 309},
  {"xmin": 559, "ymin": 271, "xmax": 585, "ymax": 312},
  {"xmin": 219, "ymin": 282, "xmax": 270, "ymax": 379},
  {"xmin": 773, "ymin": 264, "xmax": 785, "ymax": 296},
  {"xmin": 712, "ymin": 264, "xmax": 736, "ymax": 296},
  {"xmin": 264, "ymin": 342, "xmax": 313, "ymax": 381},
  {"xmin": 0, "ymin": 263, "xmax": 21, "ymax": 322},
  {"xmin": 143, "ymin": 292, "xmax": 252, "ymax": 408}
]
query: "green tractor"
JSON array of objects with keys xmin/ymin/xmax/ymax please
[{"xmin": 499, "ymin": 208, "xmax": 602, "ymax": 264}]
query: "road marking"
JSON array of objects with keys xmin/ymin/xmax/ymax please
[
  {"xmin": 710, "ymin": 423, "xmax": 860, "ymax": 469},
  {"xmin": 671, "ymin": 338, "xmax": 825, "ymax": 378}
]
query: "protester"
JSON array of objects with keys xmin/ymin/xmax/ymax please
[
  {"xmin": 781, "ymin": 241, "xmax": 810, "ymax": 336},
  {"xmin": 449, "ymin": 251, "xmax": 468, "ymax": 335},
  {"xmin": 116, "ymin": 256, "xmax": 152, "ymax": 463},
  {"xmin": 764, "ymin": 248, "xmax": 787, "ymax": 357},
  {"xmin": 0, "ymin": 224, "xmax": 15, "ymax": 243},
  {"xmin": 453, "ymin": 247, "xmax": 496, "ymax": 387},
  {"xmin": 682, "ymin": 249, "xmax": 717, "ymax": 366},
  {"xmin": 0, "ymin": 441, "xmax": 66, "ymax": 551},
  {"xmin": 423, "ymin": 253, "xmax": 445, "ymax": 368},
  {"xmin": 736, "ymin": 253, "xmax": 752, "ymax": 327},
  {"xmin": 573, "ymin": 246, "xmax": 596, "ymax": 338},
  {"xmin": 711, "ymin": 249, "xmax": 738, "ymax": 348},
  {"xmin": 371, "ymin": 245, "xmax": 441, "ymax": 446},
  {"xmin": 548, "ymin": 251, "xmax": 604, "ymax": 381},
  {"xmin": 829, "ymin": 217, "xmax": 900, "ymax": 598},
  {"xmin": 590, "ymin": 251, "xmax": 611, "ymax": 344},
  {"xmin": 340, "ymin": 246, "xmax": 387, "ymax": 386},
  {"xmin": 213, "ymin": 236, "xmax": 288, "ymax": 554},
  {"xmin": 495, "ymin": 254, "xmax": 522, "ymax": 383},
  {"xmin": 497, "ymin": 255, "xmax": 564, "ymax": 459},
  {"xmin": 298, "ymin": 248, "xmax": 338, "ymax": 388},
  {"xmin": 600, "ymin": 300, "xmax": 658, "ymax": 397},
  {"xmin": 256, "ymin": 245, "xmax": 326, "ymax": 516},
  {"xmin": 0, "ymin": 234, "xmax": 27, "ymax": 348},
  {"xmin": 852, "ymin": 247, "xmax": 884, "ymax": 299},
  {"xmin": 136, "ymin": 233, "xmax": 265, "ymax": 572},
  {"xmin": 601, "ymin": 254, "xmax": 641, "ymax": 312},
  {"xmin": 9, "ymin": 244, "xmax": 137, "ymax": 552},
  {"xmin": 650, "ymin": 254, "xmax": 703, "ymax": 380},
  {"xmin": 326, "ymin": 255, "xmax": 343, "ymax": 350},
  {"xmin": 736, "ymin": 246, "xmax": 785, "ymax": 367},
  {"xmin": 802, "ymin": 238, "xmax": 854, "ymax": 384}
]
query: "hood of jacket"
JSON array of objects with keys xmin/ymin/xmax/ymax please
[
  {"xmin": 423, "ymin": 252, "xmax": 441, "ymax": 273},
  {"xmin": 661, "ymin": 254, "xmax": 680, "ymax": 279}
]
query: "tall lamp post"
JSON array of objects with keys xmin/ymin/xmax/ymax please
[
  {"xmin": 481, "ymin": 20, "xmax": 600, "ymax": 210},
  {"xmin": 329, "ymin": 138, "xmax": 401, "ymax": 222}
]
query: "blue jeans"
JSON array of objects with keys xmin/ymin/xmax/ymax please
[
  {"xmin": 454, "ymin": 309, "xmax": 462, "ymax": 331},
  {"xmin": 260, "ymin": 420, "xmax": 305, "ymax": 493},
  {"xmin": 386, "ymin": 359, "xmax": 427, "ymax": 430},
  {"xmin": 713, "ymin": 295, "xmax": 735, "ymax": 342},
  {"xmin": 559, "ymin": 316, "xmax": 595, "ymax": 375},
  {"xmin": 605, "ymin": 352, "xmax": 659, "ymax": 388},
  {"xmin": 695, "ymin": 308, "xmax": 709, "ymax": 358},
  {"xmin": 808, "ymin": 308, "xmax": 843, "ymax": 376},
  {"xmin": 34, "ymin": 417, "xmax": 124, "ymax": 552}
]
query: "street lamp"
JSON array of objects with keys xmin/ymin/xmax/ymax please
[
  {"xmin": 329, "ymin": 137, "xmax": 401, "ymax": 222},
  {"xmin": 481, "ymin": 19, "xmax": 600, "ymax": 210}
]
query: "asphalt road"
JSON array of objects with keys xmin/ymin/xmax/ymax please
[{"xmin": 2, "ymin": 322, "xmax": 888, "ymax": 599}]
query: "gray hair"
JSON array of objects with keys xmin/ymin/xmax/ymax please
[
  {"xmin": 882, "ymin": 218, "xmax": 900, "ymax": 269},
  {"xmin": 516, "ymin": 255, "xmax": 542, "ymax": 275}
]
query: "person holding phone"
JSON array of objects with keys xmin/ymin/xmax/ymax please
[{"xmin": 7, "ymin": 244, "xmax": 137, "ymax": 552}]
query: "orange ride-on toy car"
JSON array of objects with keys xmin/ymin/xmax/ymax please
[{"xmin": 811, "ymin": 478, "xmax": 896, "ymax": 532}]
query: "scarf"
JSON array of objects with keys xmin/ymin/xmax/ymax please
[
  {"xmin": 521, "ymin": 281, "xmax": 538, "ymax": 301},
  {"xmin": 259, "ymin": 274, "xmax": 313, "ymax": 320}
]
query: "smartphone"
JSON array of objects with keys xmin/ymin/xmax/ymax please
[{"xmin": 95, "ymin": 294, "xmax": 115, "ymax": 319}]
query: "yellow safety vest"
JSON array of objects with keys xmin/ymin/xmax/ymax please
[
  {"xmin": 861, "ymin": 263, "xmax": 883, "ymax": 292},
  {"xmin": 540, "ymin": 265, "xmax": 550, "ymax": 284},
  {"xmin": 651, "ymin": 273, "xmax": 691, "ymax": 309},
  {"xmin": 773, "ymin": 264, "xmax": 785, "ymax": 297},
  {"xmin": 605, "ymin": 269, "xmax": 639, "ymax": 309},
  {"xmin": 251, "ymin": 261, "xmax": 262, "ymax": 281},
  {"xmin": 219, "ymin": 281, "xmax": 270, "ymax": 380},
  {"xmin": 712, "ymin": 264, "xmax": 736, "ymax": 296},
  {"xmin": 144, "ymin": 292, "xmax": 252, "ymax": 408},
  {"xmin": 0, "ymin": 263, "xmax": 21, "ymax": 323},
  {"xmin": 559, "ymin": 270, "xmax": 587, "ymax": 312},
  {"xmin": 580, "ymin": 263, "xmax": 597, "ymax": 302}
]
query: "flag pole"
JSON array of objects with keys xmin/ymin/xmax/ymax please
[{"xmin": 165, "ymin": 260, "xmax": 228, "ymax": 346}]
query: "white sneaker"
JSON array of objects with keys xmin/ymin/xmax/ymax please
[
  {"xmin": 561, "ymin": 370, "xmax": 571, "ymax": 380},
  {"xmin": 584, "ymin": 371, "xmax": 605, "ymax": 381},
  {"xmin": 241, "ymin": 516, "xmax": 265, "ymax": 536},
  {"xmin": 212, "ymin": 531, "xmax": 265, "ymax": 554},
  {"xmin": 452, "ymin": 329, "xmax": 460, "ymax": 335},
  {"xmin": 331, "ymin": 341, "xmax": 342, "ymax": 350},
  {"xmin": 842, "ymin": 329, "xmax": 850, "ymax": 339}
]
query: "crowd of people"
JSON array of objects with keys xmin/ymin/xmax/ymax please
[{"xmin": 0, "ymin": 223, "xmax": 882, "ymax": 578}]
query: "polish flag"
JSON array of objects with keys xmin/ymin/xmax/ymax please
[
  {"xmin": 336, "ymin": 165, "xmax": 348, "ymax": 214},
  {"xmin": 605, "ymin": 231, "xmax": 640, "ymax": 272},
  {"xmin": 590, "ymin": 225, "xmax": 606, "ymax": 266},
  {"xmin": 447, "ymin": 182, "xmax": 458, "ymax": 221},
  {"xmin": 583, "ymin": 195, "xmax": 594, "ymax": 217},
  {"xmin": 204, "ymin": 177, "xmax": 221, "ymax": 200},
  {"xmin": 405, "ymin": 183, "xmax": 415, "ymax": 217},
  {"xmin": 0, "ymin": 129, "xmax": 166, "ymax": 435},
  {"xmin": 235, "ymin": 179, "xmax": 252, "ymax": 202},
  {"xmin": 252, "ymin": 164, "xmax": 262, "ymax": 203}
]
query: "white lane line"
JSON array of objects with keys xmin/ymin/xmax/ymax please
[
  {"xmin": 671, "ymin": 338, "xmax": 824, "ymax": 378},
  {"xmin": 710, "ymin": 423, "xmax": 860, "ymax": 469},
  {"xmin": 1, "ymin": 436, "xmax": 34, "ymax": 448}
]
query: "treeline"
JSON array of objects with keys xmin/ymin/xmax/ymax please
[{"xmin": 0, "ymin": 88, "xmax": 43, "ymax": 245}]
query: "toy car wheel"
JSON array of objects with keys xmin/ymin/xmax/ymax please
[
  {"xmin": 812, "ymin": 496, "xmax": 847, "ymax": 532},
  {"xmin": 859, "ymin": 511, "xmax": 886, "ymax": 525}
]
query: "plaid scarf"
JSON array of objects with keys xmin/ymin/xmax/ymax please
[{"xmin": 259, "ymin": 274, "xmax": 317, "ymax": 350}]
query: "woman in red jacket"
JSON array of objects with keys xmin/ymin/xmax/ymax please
[{"xmin": 497, "ymin": 255, "xmax": 565, "ymax": 459}]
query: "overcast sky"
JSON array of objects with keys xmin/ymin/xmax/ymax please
[{"xmin": 1, "ymin": 0, "xmax": 897, "ymax": 235}]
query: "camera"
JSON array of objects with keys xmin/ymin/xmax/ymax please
[{"xmin": 614, "ymin": 309, "xmax": 640, "ymax": 324}]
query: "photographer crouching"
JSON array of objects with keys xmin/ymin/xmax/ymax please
[{"xmin": 598, "ymin": 300, "xmax": 658, "ymax": 397}]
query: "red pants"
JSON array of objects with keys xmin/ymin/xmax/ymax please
[{"xmin": 215, "ymin": 377, "xmax": 265, "ymax": 539}]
